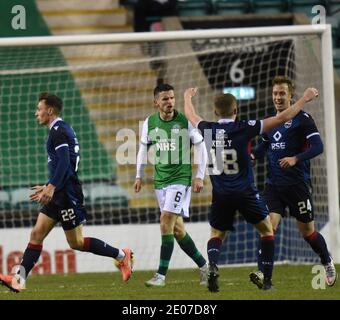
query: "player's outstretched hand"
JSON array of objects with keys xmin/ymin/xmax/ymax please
[
  {"xmin": 193, "ymin": 178, "xmax": 203, "ymax": 193},
  {"xmin": 134, "ymin": 178, "xmax": 142, "ymax": 193},
  {"xmin": 184, "ymin": 87, "xmax": 198, "ymax": 99},
  {"xmin": 303, "ymin": 87, "xmax": 318, "ymax": 102},
  {"xmin": 29, "ymin": 185, "xmax": 45, "ymax": 202},
  {"xmin": 30, "ymin": 184, "xmax": 55, "ymax": 205}
]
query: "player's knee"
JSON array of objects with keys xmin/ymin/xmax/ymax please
[
  {"xmin": 160, "ymin": 222, "xmax": 172, "ymax": 234},
  {"xmin": 298, "ymin": 222, "xmax": 315, "ymax": 238},
  {"xmin": 259, "ymin": 228, "xmax": 273, "ymax": 237},
  {"xmin": 160, "ymin": 214, "xmax": 175, "ymax": 234},
  {"xmin": 173, "ymin": 228, "xmax": 185, "ymax": 240},
  {"xmin": 301, "ymin": 229, "xmax": 315, "ymax": 238},
  {"xmin": 68, "ymin": 239, "xmax": 84, "ymax": 251},
  {"xmin": 256, "ymin": 220, "xmax": 273, "ymax": 237},
  {"xmin": 30, "ymin": 228, "xmax": 45, "ymax": 244}
]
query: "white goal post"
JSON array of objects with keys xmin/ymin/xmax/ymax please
[{"xmin": 0, "ymin": 25, "xmax": 339, "ymax": 275}]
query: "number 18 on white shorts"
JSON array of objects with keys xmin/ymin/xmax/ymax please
[{"xmin": 155, "ymin": 184, "xmax": 191, "ymax": 218}]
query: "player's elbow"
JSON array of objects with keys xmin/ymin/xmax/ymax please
[
  {"xmin": 277, "ymin": 113, "xmax": 290, "ymax": 124},
  {"xmin": 184, "ymin": 109, "xmax": 193, "ymax": 121},
  {"xmin": 316, "ymin": 141, "xmax": 324, "ymax": 155},
  {"xmin": 310, "ymin": 136, "xmax": 324, "ymax": 155}
]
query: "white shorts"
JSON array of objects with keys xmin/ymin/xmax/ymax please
[{"xmin": 155, "ymin": 184, "xmax": 191, "ymax": 218}]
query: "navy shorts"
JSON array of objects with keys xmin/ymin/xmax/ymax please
[
  {"xmin": 40, "ymin": 181, "xmax": 87, "ymax": 230},
  {"xmin": 209, "ymin": 186, "xmax": 269, "ymax": 232},
  {"xmin": 263, "ymin": 182, "xmax": 314, "ymax": 223}
]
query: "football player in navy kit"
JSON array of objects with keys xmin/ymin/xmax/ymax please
[
  {"xmin": 183, "ymin": 85, "xmax": 318, "ymax": 292},
  {"xmin": 0, "ymin": 93, "xmax": 132, "ymax": 293},
  {"xmin": 249, "ymin": 76, "xmax": 337, "ymax": 289}
]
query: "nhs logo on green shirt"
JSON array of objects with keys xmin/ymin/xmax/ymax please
[
  {"xmin": 156, "ymin": 138, "xmax": 176, "ymax": 151},
  {"xmin": 149, "ymin": 127, "xmax": 189, "ymax": 151},
  {"xmin": 148, "ymin": 127, "xmax": 191, "ymax": 165}
]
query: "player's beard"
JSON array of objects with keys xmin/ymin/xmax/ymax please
[{"xmin": 165, "ymin": 106, "xmax": 174, "ymax": 114}]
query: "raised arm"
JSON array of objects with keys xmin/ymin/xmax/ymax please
[
  {"xmin": 184, "ymin": 87, "xmax": 203, "ymax": 127},
  {"xmin": 262, "ymin": 87, "xmax": 318, "ymax": 133}
]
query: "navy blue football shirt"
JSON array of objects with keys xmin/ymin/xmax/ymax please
[
  {"xmin": 47, "ymin": 117, "xmax": 80, "ymax": 191},
  {"xmin": 262, "ymin": 111, "xmax": 320, "ymax": 185},
  {"xmin": 198, "ymin": 119, "xmax": 263, "ymax": 194}
]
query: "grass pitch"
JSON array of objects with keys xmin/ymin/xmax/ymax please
[{"xmin": 0, "ymin": 264, "xmax": 339, "ymax": 300}]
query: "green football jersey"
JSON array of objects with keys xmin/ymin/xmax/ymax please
[{"xmin": 141, "ymin": 110, "xmax": 202, "ymax": 189}]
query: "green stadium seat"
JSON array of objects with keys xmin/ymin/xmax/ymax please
[
  {"xmin": 252, "ymin": 0, "xmax": 290, "ymax": 13},
  {"xmin": 86, "ymin": 183, "xmax": 129, "ymax": 207},
  {"xmin": 213, "ymin": 0, "xmax": 254, "ymax": 15},
  {"xmin": 177, "ymin": 0, "xmax": 213, "ymax": 16},
  {"xmin": 146, "ymin": 16, "xmax": 161, "ymax": 23},
  {"xmin": 0, "ymin": 190, "xmax": 10, "ymax": 209}
]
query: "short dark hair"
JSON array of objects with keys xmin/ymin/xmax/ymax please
[
  {"xmin": 214, "ymin": 93, "xmax": 237, "ymax": 117},
  {"xmin": 39, "ymin": 92, "xmax": 63, "ymax": 114},
  {"xmin": 272, "ymin": 76, "xmax": 295, "ymax": 97},
  {"xmin": 153, "ymin": 83, "xmax": 174, "ymax": 97}
]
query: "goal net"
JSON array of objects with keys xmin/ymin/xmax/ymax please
[{"xmin": 0, "ymin": 26, "xmax": 338, "ymax": 274}]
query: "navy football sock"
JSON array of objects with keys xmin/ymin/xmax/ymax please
[
  {"xmin": 304, "ymin": 231, "xmax": 331, "ymax": 265},
  {"xmin": 260, "ymin": 236, "xmax": 275, "ymax": 281},
  {"xmin": 20, "ymin": 243, "xmax": 43, "ymax": 279},
  {"xmin": 207, "ymin": 237, "xmax": 223, "ymax": 265},
  {"xmin": 257, "ymin": 236, "xmax": 264, "ymax": 273},
  {"xmin": 83, "ymin": 237, "xmax": 119, "ymax": 259},
  {"xmin": 258, "ymin": 228, "xmax": 276, "ymax": 273}
]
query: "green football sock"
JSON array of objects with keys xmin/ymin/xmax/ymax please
[
  {"xmin": 157, "ymin": 234, "xmax": 174, "ymax": 276},
  {"xmin": 177, "ymin": 233, "xmax": 206, "ymax": 268}
]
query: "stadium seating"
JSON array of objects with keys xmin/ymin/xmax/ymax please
[
  {"xmin": 290, "ymin": 0, "xmax": 331, "ymax": 17},
  {"xmin": 85, "ymin": 183, "xmax": 129, "ymax": 207},
  {"xmin": 0, "ymin": 190, "xmax": 10, "ymax": 209},
  {"xmin": 177, "ymin": 0, "xmax": 214, "ymax": 16},
  {"xmin": 10, "ymin": 188, "xmax": 39, "ymax": 210},
  {"xmin": 0, "ymin": 184, "xmax": 128, "ymax": 211},
  {"xmin": 213, "ymin": 0, "xmax": 254, "ymax": 15},
  {"xmin": 252, "ymin": 0, "xmax": 291, "ymax": 14}
]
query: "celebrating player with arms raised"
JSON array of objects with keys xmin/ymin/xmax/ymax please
[{"xmin": 184, "ymin": 84, "xmax": 318, "ymax": 292}]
